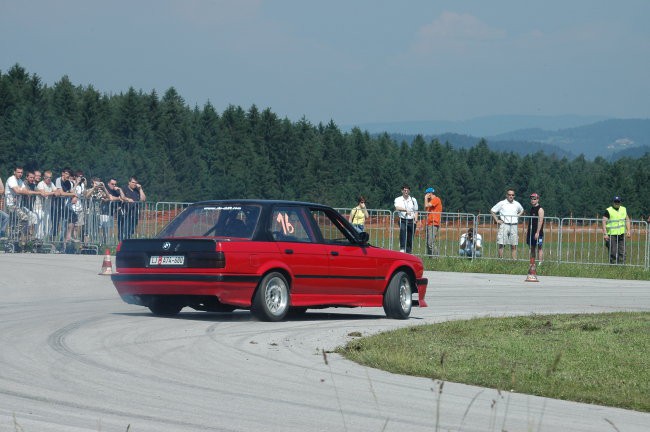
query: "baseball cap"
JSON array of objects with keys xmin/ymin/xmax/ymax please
[
  {"xmin": 529, "ymin": 192, "xmax": 539, "ymax": 199},
  {"xmin": 425, "ymin": 187, "xmax": 435, "ymax": 193},
  {"xmin": 613, "ymin": 196, "xmax": 622, "ymax": 202}
]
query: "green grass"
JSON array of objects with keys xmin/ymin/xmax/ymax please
[
  {"xmin": 336, "ymin": 312, "xmax": 650, "ymax": 412},
  {"xmin": 424, "ymin": 256, "xmax": 650, "ymax": 280}
]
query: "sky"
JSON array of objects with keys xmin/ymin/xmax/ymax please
[{"xmin": 1, "ymin": 0, "xmax": 649, "ymax": 128}]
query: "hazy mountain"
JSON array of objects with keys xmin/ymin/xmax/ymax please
[
  {"xmin": 491, "ymin": 119, "xmax": 650, "ymax": 159},
  {"xmin": 352, "ymin": 117, "xmax": 650, "ymax": 160},
  {"xmin": 345, "ymin": 114, "xmax": 608, "ymax": 137},
  {"xmin": 390, "ymin": 133, "xmax": 575, "ymax": 159}
]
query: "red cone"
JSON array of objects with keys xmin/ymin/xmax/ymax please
[{"xmin": 99, "ymin": 249, "xmax": 113, "ymax": 275}]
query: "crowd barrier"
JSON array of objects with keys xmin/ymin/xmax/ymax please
[{"xmin": 2, "ymin": 197, "xmax": 648, "ymax": 269}]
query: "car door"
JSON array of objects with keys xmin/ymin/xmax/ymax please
[
  {"xmin": 308, "ymin": 207, "xmax": 381, "ymax": 297},
  {"xmin": 270, "ymin": 206, "xmax": 330, "ymax": 299}
]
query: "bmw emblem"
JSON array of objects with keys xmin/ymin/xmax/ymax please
[{"xmin": 162, "ymin": 242, "xmax": 171, "ymax": 250}]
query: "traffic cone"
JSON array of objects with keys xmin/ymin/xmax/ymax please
[
  {"xmin": 525, "ymin": 257, "xmax": 539, "ymax": 282},
  {"xmin": 99, "ymin": 249, "xmax": 113, "ymax": 275}
]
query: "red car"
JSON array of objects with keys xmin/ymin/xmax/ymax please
[{"xmin": 111, "ymin": 200, "xmax": 428, "ymax": 321}]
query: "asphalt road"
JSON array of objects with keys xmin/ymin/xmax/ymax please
[{"xmin": 0, "ymin": 254, "xmax": 648, "ymax": 432}]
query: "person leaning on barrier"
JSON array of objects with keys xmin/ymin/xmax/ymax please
[
  {"xmin": 35, "ymin": 171, "xmax": 57, "ymax": 240},
  {"xmin": 100, "ymin": 178, "xmax": 125, "ymax": 244},
  {"xmin": 0, "ymin": 177, "xmax": 9, "ymax": 238},
  {"xmin": 490, "ymin": 188, "xmax": 524, "ymax": 260},
  {"xmin": 5, "ymin": 166, "xmax": 39, "ymax": 233},
  {"xmin": 602, "ymin": 195, "xmax": 631, "ymax": 265},
  {"xmin": 119, "ymin": 176, "xmax": 146, "ymax": 241},
  {"xmin": 459, "ymin": 227, "xmax": 482, "ymax": 258},
  {"xmin": 349, "ymin": 195, "xmax": 369, "ymax": 232}
]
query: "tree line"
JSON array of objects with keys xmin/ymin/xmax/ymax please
[{"xmin": 1, "ymin": 64, "xmax": 649, "ymax": 219}]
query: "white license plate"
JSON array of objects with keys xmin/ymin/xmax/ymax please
[{"xmin": 149, "ymin": 255, "xmax": 185, "ymax": 266}]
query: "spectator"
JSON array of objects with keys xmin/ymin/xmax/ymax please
[
  {"xmin": 526, "ymin": 193, "xmax": 545, "ymax": 266},
  {"xmin": 602, "ymin": 195, "xmax": 631, "ymax": 264},
  {"xmin": 70, "ymin": 170, "xmax": 87, "ymax": 242},
  {"xmin": 119, "ymin": 176, "xmax": 146, "ymax": 240},
  {"xmin": 53, "ymin": 168, "xmax": 77, "ymax": 249},
  {"xmin": 5, "ymin": 166, "xmax": 38, "ymax": 234},
  {"xmin": 394, "ymin": 184, "xmax": 418, "ymax": 253},
  {"xmin": 100, "ymin": 178, "xmax": 124, "ymax": 244},
  {"xmin": 52, "ymin": 168, "xmax": 71, "ymax": 242},
  {"xmin": 84, "ymin": 177, "xmax": 110, "ymax": 244},
  {"xmin": 490, "ymin": 188, "xmax": 524, "ymax": 259},
  {"xmin": 349, "ymin": 195, "xmax": 369, "ymax": 232},
  {"xmin": 35, "ymin": 170, "xmax": 57, "ymax": 240},
  {"xmin": 424, "ymin": 187, "xmax": 442, "ymax": 255},
  {"xmin": 0, "ymin": 178, "xmax": 8, "ymax": 238},
  {"xmin": 24, "ymin": 170, "xmax": 40, "ymax": 238},
  {"xmin": 459, "ymin": 227, "xmax": 482, "ymax": 258}
]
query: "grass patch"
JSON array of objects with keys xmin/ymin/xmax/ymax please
[
  {"xmin": 336, "ymin": 312, "xmax": 650, "ymax": 412},
  {"xmin": 426, "ymin": 256, "xmax": 650, "ymax": 280}
]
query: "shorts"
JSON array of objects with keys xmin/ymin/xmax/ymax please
[
  {"xmin": 526, "ymin": 232, "xmax": 544, "ymax": 248},
  {"xmin": 497, "ymin": 223, "xmax": 519, "ymax": 245}
]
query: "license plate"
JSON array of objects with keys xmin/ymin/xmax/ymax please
[{"xmin": 149, "ymin": 255, "xmax": 185, "ymax": 266}]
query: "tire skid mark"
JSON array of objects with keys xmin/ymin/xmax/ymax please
[
  {"xmin": 42, "ymin": 314, "xmax": 408, "ymax": 428},
  {"xmin": 0, "ymin": 387, "xmax": 238, "ymax": 432}
]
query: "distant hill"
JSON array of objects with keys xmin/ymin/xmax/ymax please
[
  {"xmin": 490, "ymin": 119, "xmax": 650, "ymax": 159},
  {"xmin": 354, "ymin": 117, "xmax": 650, "ymax": 160},
  {"xmin": 389, "ymin": 133, "xmax": 575, "ymax": 159},
  {"xmin": 345, "ymin": 114, "xmax": 608, "ymax": 137}
]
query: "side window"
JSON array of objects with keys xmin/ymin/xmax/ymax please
[
  {"xmin": 310, "ymin": 209, "xmax": 354, "ymax": 245},
  {"xmin": 271, "ymin": 207, "xmax": 314, "ymax": 242}
]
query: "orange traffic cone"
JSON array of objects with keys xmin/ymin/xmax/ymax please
[
  {"xmin": 525, "ymin": 257, "xmax": 539, "ymax": 282},
  {"xmin": 99, "ymin": 249, "xmax": 113, "ymax": 275}
]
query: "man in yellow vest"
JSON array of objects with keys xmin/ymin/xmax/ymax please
[{"xmin": 601, "ymin": 195, "xmax": 631, "ymax": 264}]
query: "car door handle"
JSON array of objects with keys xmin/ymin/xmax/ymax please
[
  {"xmin": 330, "ymin": 251, "xmax": 339, "ymax": 256},
  {"xmin": 284, "ymin": 249, "xmax": 294, "ymax": 254}
]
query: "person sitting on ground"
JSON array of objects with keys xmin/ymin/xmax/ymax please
[{"xmin": 459, "ymin": 227, "xmax": 482, "ymax": 258}]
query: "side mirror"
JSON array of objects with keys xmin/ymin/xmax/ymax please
[{"xmin": 357, "ymin": 231, "xmax": 370, "ymax": 244}]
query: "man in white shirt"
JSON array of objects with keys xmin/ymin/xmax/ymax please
[
  {"xmin": 459, "ymin": 227, "xmax": 482, "ymax": 258},
  {"xmin": 0, "ymin": 178, "xmax": 8, "ymax": 238},
  {"xmin": 394, "ymin": 184, "xmax": 418, "ymax": 253},
  {"xmin": 5, "ymin": 166, "xmax": 39, "ymax": 231},
  {"xmin": 490, "ymin": 188, "xmax": 524, "ymax": 259}
]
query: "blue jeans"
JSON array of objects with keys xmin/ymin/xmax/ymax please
[
  {"xmin": 0, "ymin": 210, "xmax": 8, "ymax": 237},
  {"xmin": 399, "ymin": 218, "xmax": 415, "ymax": 253}
]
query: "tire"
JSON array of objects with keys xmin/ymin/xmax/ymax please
[
  {"xmin": 383, "ymin": 271, "xmax": 412, "ymax": 319},
  {"xmin": 148, "ymin": 297, "xmax": 183, "ymax": 316},
  {"xmin": 251, "ymin": 272, "xmax": 290, "ymax": 321}
]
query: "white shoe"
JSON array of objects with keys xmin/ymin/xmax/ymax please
[{"xmin": 399, "ymin": 249, "xmax": 405, "ymax": 253}]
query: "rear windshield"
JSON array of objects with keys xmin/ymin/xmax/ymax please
[{"xmin": 158, "ymin": 204, "xmax": 261, "ymax": 239}]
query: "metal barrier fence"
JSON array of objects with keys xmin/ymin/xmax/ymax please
[
  {"xmin": 559, "ymin": 218, "xmax": 649, "ymax": 268},
  {"xmin": 2, "ymin": 197, "xmax": 649, "ymax": 269}
]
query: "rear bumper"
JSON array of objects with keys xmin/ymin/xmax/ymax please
[{"xmin": 110, "ymin": 272, "xmax": 259, "ymax": 307}]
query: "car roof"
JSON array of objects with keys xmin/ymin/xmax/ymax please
[{"xmin": 191, "ymin": 199, "xmax": 331, "ymax": 209}]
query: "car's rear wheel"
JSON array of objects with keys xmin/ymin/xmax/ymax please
[
  {"xmin": 251, "ymin": 272, "xmax": 290, "ymax": 321},
  {"xmin": 148, "ymin": 297, "xmax": 183, "ymax": 316},
  {"xmin": 383, "ymin": 271, "xmax": 412, "ymax": 319}
]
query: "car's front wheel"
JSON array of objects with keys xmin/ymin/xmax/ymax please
[
  {"xmin": 251, "ymin": 272, "xmax": 290, "ymax": 321},
  {"xmin": 383, "ymin": 271, "xmax": 412, "ymax": 319}
]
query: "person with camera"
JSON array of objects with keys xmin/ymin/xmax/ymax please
[
  {"xmin": 424, "ymin": 187, "xmax": 442, "ymax": 255},
  {"xmin": 394, "ymin": 184, "xmax": 418, "ymax": 253},
  {"xmin": 459, "ymin": 227, "xmax": 482, "ymax": 258},
  {"xmin": 119, "ymin": 176, "xmax": 146, "ymax": 240}
]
